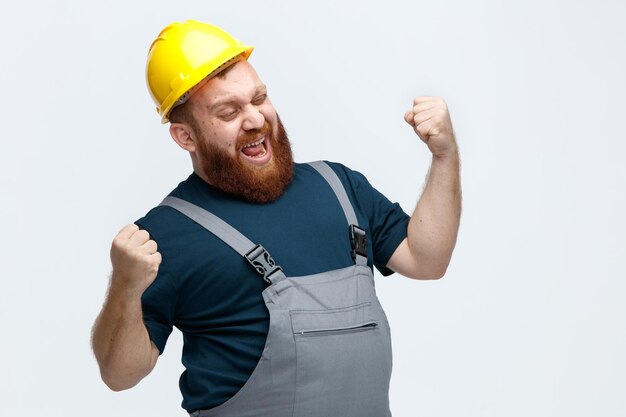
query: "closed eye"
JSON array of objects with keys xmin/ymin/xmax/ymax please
[
  {"xmin": 218, "ymin": 108, "xmax": 239, "ymax": 120},
  {"xmin": 252, "ymin": 94, "xmax": 267, "ymax": 105}
]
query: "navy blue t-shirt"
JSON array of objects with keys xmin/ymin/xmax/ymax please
[{"xmin": 136, "ymin": 162, "xmax": 409, "ymax": 412}]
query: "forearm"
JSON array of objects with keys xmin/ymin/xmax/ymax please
[
  {"xmin": 92, "ymin": 275, "xmax": 157, "ymax": 391},
  {"xmin": 407, "ymin": 149, "xmax": 461, "ymax": 277}
]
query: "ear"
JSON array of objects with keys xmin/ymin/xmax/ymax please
[{"xmin": 169, "ymin": 123, "xmax": 197, "ymax": 152}]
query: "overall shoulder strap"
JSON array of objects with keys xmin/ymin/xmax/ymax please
[
  {"xmin": 307, "ymin": 161, "xmax": 368, "ymax": 266},
  {"xmin": 159, "ymin": 196, "xmax": 286, "ymax": 284}
]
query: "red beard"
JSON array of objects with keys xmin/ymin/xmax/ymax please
[{"xmin": 195, "ymin": 116, "xmax": 294, "ymax": 203}]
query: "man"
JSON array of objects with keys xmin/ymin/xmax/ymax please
[{"xmin": 92, "ymin": 20, "xmax": 461, "ymax": 416}]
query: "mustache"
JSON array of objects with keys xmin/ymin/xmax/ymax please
[{"xmin": 236, "ymin": 121, "xmax": 272, "ymax": 149}]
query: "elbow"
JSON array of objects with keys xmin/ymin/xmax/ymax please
[
  {"xmin": 97, "ymin": 360, "xmax": 143, "ymax": 392},
  {"xmin": 427, "ymin": 268, "xmax": 447, "ymax": 280},
  {"xmin": 100, "ymin": 370, "xmax": 141, "ymax": 392},
  {"xmin": 422, "ymin": 252, "xmax": 454, "ymax": 279},
  {"xmin": 427, "ymin": 262, "xmax": 450, "ymax": 280},
  {"xmin": 406, "ymin": 261, "xmax": 449, "ymax": 280},
  {"xmin": 401, "ymin": 240, "xmax": 454, "ymax": 280},
  {"xmin": 410, "ymin": 268, "xmax": 446, "ymax": 280},
  {"xmin": 93, "ymin": 343, "xmax": 157, "ymax": 392},
  {"xmin": 418, "ymin": 271, "xmax": 444, "ymax": 280},
  {"xmin": 104, "ymin": 380, "xmax": 127, "ymax": 392}
]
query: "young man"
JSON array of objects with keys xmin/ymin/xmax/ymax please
[{"xmin": 92, "ymin": 20, "xmax": 461, "ymax": 416}]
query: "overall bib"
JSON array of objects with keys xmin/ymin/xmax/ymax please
[{"xmin": 161, "ymin": 161, "xmax": 393, "ymax": 417}]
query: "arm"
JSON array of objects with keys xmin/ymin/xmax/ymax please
[
  {"xmin": 91, "ymin": 224, "xmax": 162, "ymax": 391},
  {"xmin": 387, "ymin": 97, "xmax": 461, "ymax": 279}
]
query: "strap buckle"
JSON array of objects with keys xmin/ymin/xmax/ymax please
[
  {"xmin": 349, "ymin": 225, "xmax": 367, "ymax": 261},
  {"xmin": 245, "ymin": 244, "xmax": 283, "ymax": 283}
]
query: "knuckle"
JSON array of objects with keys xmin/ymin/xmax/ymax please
[{"xmin": 111, "ymin": 239, "xmax": 127, "ymax": 253}]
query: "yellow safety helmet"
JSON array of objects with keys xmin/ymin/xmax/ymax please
[{"xmin": 146, "ymin": 20, "xmax": 254, "ymax": 123}]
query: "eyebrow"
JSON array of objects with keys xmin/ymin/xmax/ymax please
[{"xmin": 208, "ymin": 85, "xmax": 267, "ymax": 111}]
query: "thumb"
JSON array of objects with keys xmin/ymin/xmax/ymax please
[{"xmin": 404, "ymin": 111, "xmax": 415, "ymax": 126}]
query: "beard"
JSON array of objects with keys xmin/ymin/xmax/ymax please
[{"xmin": 195, "ymin": 116, "xmax": 294, "ymax": 204}]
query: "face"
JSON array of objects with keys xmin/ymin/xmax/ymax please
[{"xmin": 181, "ymin": 61, "xmax": 294, "ymax": 203}]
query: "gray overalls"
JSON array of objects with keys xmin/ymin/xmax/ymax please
[{"xmin": 161, "ymin": 161, "xmax": 393, "ymax": 417}]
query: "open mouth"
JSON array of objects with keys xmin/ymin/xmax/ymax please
[{"xmin": 240, "ymin": 135, "xmax": 272, "ymax": 164}]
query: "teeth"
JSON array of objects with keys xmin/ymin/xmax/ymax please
[{"xmin": 244, "ymin": 137, "xmax": 265, "ymax": 148}]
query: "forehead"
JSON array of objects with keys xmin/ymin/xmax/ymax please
[{"xmin": 192, "ymin": 61, "xmax": 265, "ymax": 105}]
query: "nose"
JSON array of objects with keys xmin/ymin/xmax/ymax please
[{"xmin": 242, "ymin": 105, "xmax": 265, "ymax": 131}]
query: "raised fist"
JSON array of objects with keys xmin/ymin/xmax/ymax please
[
  {"xmin": 404, "ymin": 96, "xmax": 457, "ymax": 158},
  {"xmin": 110, "ymin": 224, "xmax": 162, "ymax": 294}
]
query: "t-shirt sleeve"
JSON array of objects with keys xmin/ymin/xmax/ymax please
[
  {"xmin": 367, "ymin": 191, "xmax": 410, "ymax": 276},
  {"xmin": 330, "ymin": 163, "xmax": 410, "ymax": 276},
  {"xmin": 140, "ymin": 268, "xmax": 176, "ymax": 354},
  {"xmin": 136, "ymin": 220, "xmax": 177, "ymax": 355}
]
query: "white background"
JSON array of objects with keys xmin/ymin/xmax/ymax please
[{"xmin": 1, "ymin": 1, "xmax": 625, "ymax": 416}]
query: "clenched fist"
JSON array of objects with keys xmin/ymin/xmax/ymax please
[
  {"xmin": 110, "ymin": 224, "xmax": 162, "ymax": 294},
  {"xmin": 404, "ymin": 97, "xmax": 457, "ymax": 158}
]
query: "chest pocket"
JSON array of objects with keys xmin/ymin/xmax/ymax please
[{"xmin": 291, "ymin": 302, "xmax": 378, "ymax": 337}]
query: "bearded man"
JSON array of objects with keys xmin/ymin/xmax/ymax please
[{"xmin": 91, "ymin": 21, "xmax": 461, "ymax": 417}]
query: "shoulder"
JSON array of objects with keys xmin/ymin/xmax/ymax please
[
  {"xmin": 316, "ymin": 160, "xmax": 365, "ymax": 178},
  {"xmin": 134, "ymin": 173, "xmax": 201, "ymax": 243},
  {"xmin": 301, "ymin": 160, "xmax": 373, "ymax": 193}
]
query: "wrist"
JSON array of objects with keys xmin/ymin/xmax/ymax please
[
  {"xmin": 109, "ymin": 272, "xmax": 147, "ymax": 301},
  {"xmin": 432, "ymin": 144, "xmax": 459, "ymax": 162}
]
